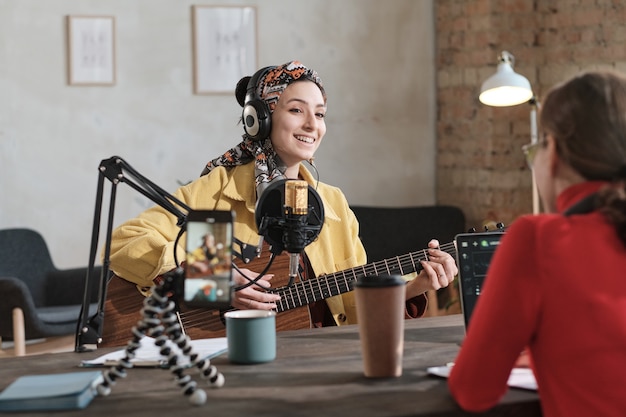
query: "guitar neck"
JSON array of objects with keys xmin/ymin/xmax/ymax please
[{"xmin": 272, "ymin": 241, "xmax": 457, "ymax": 313}]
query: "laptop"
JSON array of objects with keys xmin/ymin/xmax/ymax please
[{"xmin": 455, "ymin": 231, "xmax": 506, "ymax": 331}]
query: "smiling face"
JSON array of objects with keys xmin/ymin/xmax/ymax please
[{"xmin": 269, "ymin": 80, "xmax": 327, "ymax": 178}]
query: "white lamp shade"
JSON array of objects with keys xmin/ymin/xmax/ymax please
[{"xmin": 479, "ymin": 61, "xmax": 533, "ymax": 107}]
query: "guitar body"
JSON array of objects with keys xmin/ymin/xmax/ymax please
[{"xmin": 100, "ymin": 250, "xmax": 312, "ymax": 347}]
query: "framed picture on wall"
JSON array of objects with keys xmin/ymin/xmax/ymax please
[
  {"xmin": 192, "ymin": 5, "xmax": 257, "ymax": 95},
  {"xmin": 66, "ymin": 15, "xmax": 116, "ymax": 86}
]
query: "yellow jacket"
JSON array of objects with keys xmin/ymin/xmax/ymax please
[{"xmin": 109, "ymin": 162, "xmax": 367, "ymax": 325}]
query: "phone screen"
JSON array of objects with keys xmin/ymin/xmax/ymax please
[{"xmin": 183, "ymin": 210, "xmax": 234, "ymax": 309}]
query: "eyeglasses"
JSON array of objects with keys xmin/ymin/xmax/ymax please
[{"xmin": 521, "ymin": 140, "xmax": 547, "ymax": 170}]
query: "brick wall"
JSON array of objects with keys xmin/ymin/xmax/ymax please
[{"xmin": 435, "ymin": 0, "xmax": 626, "ymax": 230}]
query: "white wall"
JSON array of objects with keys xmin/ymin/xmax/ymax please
[{"xmin": 0, "ymin": 0, "xmax": 435, "ymax": 268}]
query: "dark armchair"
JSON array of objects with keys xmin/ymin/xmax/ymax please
[
  {"xmin": 0, "ymin": 228, "xmax": 99, "ymax": 356},
  {"xmin": 350, "ymin": 205, "xmax": 466, "ymax": 261},
  {"xmin": 350, "ymin": 205, "xmax": 466, "ymax": 315}
]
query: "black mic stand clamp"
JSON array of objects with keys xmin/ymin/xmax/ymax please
[{"xmin": 95, "ymin": 268, "xmax": 224, "ymax": 406}]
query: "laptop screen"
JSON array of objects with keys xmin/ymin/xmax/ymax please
[{"xmin": 455, "ymin": 231, "xmax": 505, "ymax": 330}]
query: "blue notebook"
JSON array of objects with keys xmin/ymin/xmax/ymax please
[{"xmin": 0, "ymin": 371, "xmax": 103, "ymax": 411}]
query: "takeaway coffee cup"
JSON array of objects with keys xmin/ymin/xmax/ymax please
[
  {"xmin": 224, "ymin": 310, "xmax": 276, "ymax": 364},
  {"xmin": 354, "ymin": 275, "xmax": 405, "ymax": 378}
]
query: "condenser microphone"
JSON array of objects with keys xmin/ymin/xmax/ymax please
[
  {"xmin": 256, "ymin": 179, "xmax": 324, "ymax": 282},
  {"xmin": 283, "ymin": 180, "xmax": 309, "ymax": 279}
]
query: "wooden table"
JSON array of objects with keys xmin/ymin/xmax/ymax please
[{"xmin": 0, "ymin": 314, "xmax": 541, "ymax": 416}]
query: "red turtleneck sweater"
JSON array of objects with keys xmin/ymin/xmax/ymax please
[{"xmin": 449, "ymin": 181, "xmax": 626, "ymax": 417}]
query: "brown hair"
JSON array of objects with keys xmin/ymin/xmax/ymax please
[{"xmin": 540, "ymin": 70, "xmax": 626, "ymax": 244}]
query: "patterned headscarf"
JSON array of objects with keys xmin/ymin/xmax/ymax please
[{"xmin": 200, "ymin": 61, "xmax": 325, "ymax": 198}]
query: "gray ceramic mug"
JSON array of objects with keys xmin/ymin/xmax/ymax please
[{"xmin": 224, "ymin": 310, "xmax": 277, "ymax": 364}]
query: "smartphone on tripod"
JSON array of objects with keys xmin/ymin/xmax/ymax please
[{"xmin": 183, "ymin": 210, "xmax": 234, "ymax": 309}]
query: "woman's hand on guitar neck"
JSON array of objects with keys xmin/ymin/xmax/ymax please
[
  {"xmin": 405, "ymin": 239, "xmax": 459, "ymax": 300},
  {"xmin": 232, "ymin": 268, "xmax": 281, "ymax": 311}
]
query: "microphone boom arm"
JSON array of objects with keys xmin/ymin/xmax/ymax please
[{"xmin": 75, "ymin": 156, "xmax": 191, "ymax": 352}]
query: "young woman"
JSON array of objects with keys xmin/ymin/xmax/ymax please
[
  {"xmin": 107, "ymin": 61, "xmax": 457, "ymax": 333},
  {"xmin": 449, "ymin": 70, "xmax": 626, "ymax": 417}
]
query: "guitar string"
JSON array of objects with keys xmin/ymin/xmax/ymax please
[
  {"xmin": 174, "ymin": 227, "xmax": 510, "ymax": 329},
  {"xmin": 178, "ymin": 310, "xmax": 228, "ymax": 328},
  {"xmin": 178, "ymin": 241, "xmax": 459, "ymax": 324},
  {"xmin": 273, "ymin": 241, "xmax": 458, "ymax": 311}
]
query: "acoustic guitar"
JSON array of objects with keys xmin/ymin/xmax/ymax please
[{"xmin": 100, "ymin": 240, "xmax": 459, "ymax": 347}]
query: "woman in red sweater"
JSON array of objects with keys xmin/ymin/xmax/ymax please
[{"xmin": 448, "ymin": 70, "xmax": 626, "ymax": 417}]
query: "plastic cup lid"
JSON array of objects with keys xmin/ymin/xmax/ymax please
[{"xmin": 355, "ymin": 275, "xmax": 405, "ymax": 288}]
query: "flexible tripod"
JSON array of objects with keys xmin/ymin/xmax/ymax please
[{"xmin": 95, "ymin": 269, "xmax": 224, "ymax": 406}]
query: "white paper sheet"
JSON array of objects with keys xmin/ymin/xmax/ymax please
[
  {"xmin": 426, "ymin": 364, "xmax": 538, "ymax": 391},
  {"xmin": 80, "ymin": 336, "xmax": 227, "ymax": 368}
]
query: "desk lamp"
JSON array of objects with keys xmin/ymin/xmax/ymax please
[{"xmin": 479, "ymin": 51, "xmax": 540, "ymax": 214}]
